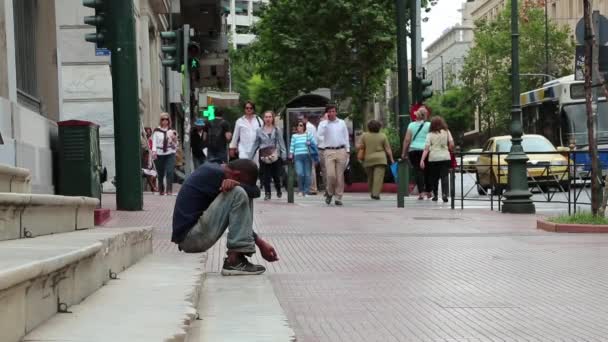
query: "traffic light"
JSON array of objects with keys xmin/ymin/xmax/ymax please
[
  {"xmin": 420, "ymin": 78, "xmax": 433, "ymax": 101},
  {"xmin": 161, "ymin": 29, "xmax": 184, "ymax": 71},
  {"xmin": 83, "ymin": 0, "xmax": 109, "ymax": 48},
  {"xmin": 202, "ymin": 105, "xmax": 215, "ymax": 121}
]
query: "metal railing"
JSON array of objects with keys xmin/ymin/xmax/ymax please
[{"xmin": 450, "ymin": 150, "xmax": 601, "ymax": 214}]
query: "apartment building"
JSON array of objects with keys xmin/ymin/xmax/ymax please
[
  {"xmin": 468, "ymin": 0, "xmax": 608, "ymax": 37},
  {"xmin": 424, "ymin": 25, "xmax": 474, "ymax": 93},
  {"xmin": 225, "ymin": 0, "xmax": 268, "ymax": 48}
]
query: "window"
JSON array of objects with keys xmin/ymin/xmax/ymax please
[{"xmin": 13, "ymin": 0, "xmax": 40, "ymax": 111}]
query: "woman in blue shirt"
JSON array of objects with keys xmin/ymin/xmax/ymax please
[
  {"xmin": 289, "ymin": 122, "xmax": 318, "ymax": 196},
  {"xmin": 401, "ymin": 107, "xmax": 431, "ymax": 200}
]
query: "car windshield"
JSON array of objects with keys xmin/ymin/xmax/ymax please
[
  {"xmin": 563, "ymin": 102, "xmax": 608, "ymax": 147},
  {"xmin": 495, "ymin": 137, "xmax": 556, "ymax": 153}
]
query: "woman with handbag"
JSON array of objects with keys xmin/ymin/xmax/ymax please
[
  {"xmin": 357, "ymin": 120, "xmax": 394, "ymax": 200},
  {"xmin": 401, "ymin": 107, "xmax": 431, "ymax": 200},
  {"xmin": 289, "ymin": 121, "xmax": 319, "ymax": 197},
  {"xmin": 420, "ymin": 116, "xmax": 454, "ymax": 203},
  {"xmin": 250, "ymin": 111, "xmax": 287, "ymax": 200}
]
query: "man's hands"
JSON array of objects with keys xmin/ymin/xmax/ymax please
[
  {"xmin": 256, "ymin": 237, "xmax": 279, "ymax": 262},
  {"xmin": 220, "ymin": 179, "xmax": 240, "ymax": 192}
]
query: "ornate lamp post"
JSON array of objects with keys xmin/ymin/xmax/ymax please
[{"xmin": 502, "ymin": 0, "xmax": 535, "ymax": 214}]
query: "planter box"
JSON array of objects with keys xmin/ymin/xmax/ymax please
[{"xmin": 537, "ymin": 219, "xmax": 608, "ymax": 233}]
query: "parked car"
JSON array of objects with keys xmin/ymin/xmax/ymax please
[
  {"xmin": 475, "ymin": 135, "xmax": 569, "ymax": 194},
  {"xmin": 460, "ymin": 148, "xmax": 482, "ymax": 172}
]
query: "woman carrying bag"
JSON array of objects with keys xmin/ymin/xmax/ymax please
[
  {"xmin": 250, "ymin": 111, "xmax": 287, "ymax": 200},
  {"xmin": 401, "ymin": 107, "xmax": 431, "ymax": 200},
  {"xmin": 357, "ymin": 120, "xmax": 394, "ymax": 200},
  {"xmin": 420, "ymin": 116, "xmax": 454, "ymax": 203}
]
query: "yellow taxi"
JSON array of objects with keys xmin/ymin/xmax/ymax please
[{"xmin": 475, "ymin": 135, "xmax": 569, "ymax": 194}]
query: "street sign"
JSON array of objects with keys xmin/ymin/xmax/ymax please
[
  {"xmin": 576, "ymin": 15, "xmax": 608, "ymax": 45},
  {"xmin": 95, "ymin": 47, "xmax": 111, "ymax": 56}
]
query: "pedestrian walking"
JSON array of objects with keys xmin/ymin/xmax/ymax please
[
  {"xmin": 152, "ymin": 112, "xmax": 179, "ymax": 195},
  {"xmin": 402, "ymin": 107, "xmax": 432, "ymax": 200},
  {"xmin": 357, "ymin": 120, "xmax": 394, "ymax": 200},
  {"xmin": 229, "ymin": 101, "xmax": 263, "ymax": 160},
  {"xmin": 420, "ymin": 116, "xmax": 454, "ymax": 203},
  {"xmin": 191, "ymin": 118, "xmax": 206, "ymax": 169},
  {"xmin": 250, "ymin": 111, "xmax": 287, "ymax": 200},
  {"xmin": 317, "ymin": 111, "xmax": 328, "ymax": 194},
  {"xmin": 299, "ymin": 113, "xmax": 319, "ymax": 194},
  {"xmin": 317, "ymin": 104, "xmax": 350, "ymax": 206},
  {"xmin": 289, "ymin": 121, "xmax": 318, "ymax": 196},
  {"xmin": 206, "ymin": 108, "xmax": 232, "ymax": 164},
  {"xmin": 171, "ymin": 159, "xmax": 279, "ymax": 275}
]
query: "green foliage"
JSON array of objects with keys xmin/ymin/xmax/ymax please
[
  {"xmin": 250, "ymin": 0, "xmax": 414, "ymax": 121},
  {"xmin": 424, "ymin": 87, "xmax": 475, "ymax": 143},
  {"xmin": 549, "ymin": 212, "xmax": 608, "ymax": 225},
  {"xmin": 230, "ymin": 47, "xmax": 290, "ymax": 112},
  {"xmin": 381, "ymin": 125, "xmax": 402, "ymax": 157},
  {"xmin": 461, "ymin": 0, "xmax": 574, "ymax": 136}
]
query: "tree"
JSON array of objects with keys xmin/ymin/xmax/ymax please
[
  {"xmin": 425, "ymin": 87, "xmax": 475, "ymax": 143},
  {"xmin": 460, "ymin": 1, "xmax": 574, "ymax": 136},
  {"xmin": 229, "ymin": 47, "xmax": 289, "ymax": 112},
  {"xmin": 249, "ymin": 0, "xmax": 425, "ymax": 123}
]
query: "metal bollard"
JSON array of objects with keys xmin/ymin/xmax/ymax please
[
  {"xmin": 397, "ymin": 159, "xmax": 410, "ymax": 208},
  {"xmin": 287, "ymin": 161, "xmax": 295, "ymax": 204}
]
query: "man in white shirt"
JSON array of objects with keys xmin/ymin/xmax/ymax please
[
  {"xmin": 316, "ymin": 104, "xmax": 350, "ymax": 206},
  {"xmin": 229, "ymin": 101, "xmax": 263, "ymax": 161},
  {"xmin": 299, "ymin": 113, "xmax": 319, "ymax": 194}
]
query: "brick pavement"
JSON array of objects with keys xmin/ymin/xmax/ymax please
[{"xmin": 102, "ymin": 192, "xmax": 608, "ymax": 341}]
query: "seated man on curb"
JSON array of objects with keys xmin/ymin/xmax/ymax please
[{"xmin": 171, "ymin": 159, "xmax": 279, "ymax": 275}]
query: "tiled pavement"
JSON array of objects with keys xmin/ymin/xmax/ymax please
[{"xmin": 102, "ymin": 192, "xmax": 608, "ymax": 341}]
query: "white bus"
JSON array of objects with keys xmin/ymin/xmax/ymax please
[
  {"xmin": 520, "ymin": 74, "xmax": 608, "ymax": 173},
  {"xmin": 520, "ymin": 74, "xmax": 608, "ymax": 148}
]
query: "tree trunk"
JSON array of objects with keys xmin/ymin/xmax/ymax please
[{"xmin": 583, "ymin": 0, "xmax": 600, "ymax": 216}]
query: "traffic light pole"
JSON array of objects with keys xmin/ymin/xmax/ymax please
[
  {"xmin": 109, "ymin": 0, "xmax": 143, "ymax": 210},
  {"xmin": 182, "ymin": 25, "xmax": 193, "ymax": 177},
  {"xmin": 410, "ymin": 0, "xmax": 418, "ymax": 105},
  {"xmin": 395, "ymin": 0, "xmax": 410, "ymax": 208}
]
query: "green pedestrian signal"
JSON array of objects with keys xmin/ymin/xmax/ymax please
[
  {"xmin": 83, "ymin": 0, "xmax": 109, "ymax": 48},
  {"xmin": 161, "ymin": 29, "xmax": 184, "ymax": 72},
  {"xmin": 202, "ymin": 106, "xmax": 215, "ymax": 121}
]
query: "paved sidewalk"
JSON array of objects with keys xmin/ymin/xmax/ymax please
[{"xmin": 103, "ymin": 192, "xmax": 608, "ymax": 341}]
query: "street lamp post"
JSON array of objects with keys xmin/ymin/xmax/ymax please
[{"xmin": 502, "ymin": 0, "xmax": 535, "ymax": 214}]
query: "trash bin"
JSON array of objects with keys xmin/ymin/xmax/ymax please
[{"xmin": 57, "ymin": 120, "xmax": 105, "ymax": 202}]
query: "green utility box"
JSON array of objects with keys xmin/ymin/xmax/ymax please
[{"xmin": 57, "ymin": 120, "xmax": 104, "ymax": 202}]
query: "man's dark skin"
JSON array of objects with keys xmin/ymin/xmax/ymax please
[{"xmin": 221, "ymin": 165, "xmax": 279, "ymax": 264}]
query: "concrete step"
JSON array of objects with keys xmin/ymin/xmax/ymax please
[
  {"xmin": 0, "ymin": 193, "xmax": 98, "ymax": 241},
  {"xmin": 23, "ymin": 253, "xmax": 205, "ymax": 342},
  {"xmin": 0, "ymin": 164, "xmax": 31, "ymax": 193},
  {"xmin": 186, "ymin": 274, "xmax": 295, "ymax": 342},
  {"xmin": 0, "ymin": 227, "xmax": 152, "ymax": 342}
]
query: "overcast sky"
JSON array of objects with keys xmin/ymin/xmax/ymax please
[{"xmin": 416, "ymin": 0, "xmax": 468, "ymax": 57}]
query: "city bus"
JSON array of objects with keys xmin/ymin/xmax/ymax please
[{"xmin": 520, "ymin": 74, "xmax": 608, "ymax": 175}]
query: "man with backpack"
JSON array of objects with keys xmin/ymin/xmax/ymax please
[{"xmin": 206, "ymin": 108, "xmax": 232, "ymax": 164}]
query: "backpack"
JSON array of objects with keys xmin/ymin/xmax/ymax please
[{"xmin": 207, "ymin": 119, "xmax": 229, "ymax": 150}]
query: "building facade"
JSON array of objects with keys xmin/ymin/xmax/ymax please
[
  {"xmin": 56, "ymin": 0, "xmax": 173, "ymax": 191},
  {"xmin": 0, "ymin": 0, "xmax": 61, "ymax": 193},
  {"xmin": 226, "ymin": 0, "xmax": 267, "ymax": 48},
  {"xmin": 424, "ymin": 25, "xmax": 474, "ymax": 94},
  {"xmin": 468, "ymin": 0, "xmax": 608, "ymax": 38}
]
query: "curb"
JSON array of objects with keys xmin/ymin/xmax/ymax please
[{"xmin": 537, "ymin": 219, "xmax": 608, "ymax": 233}]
